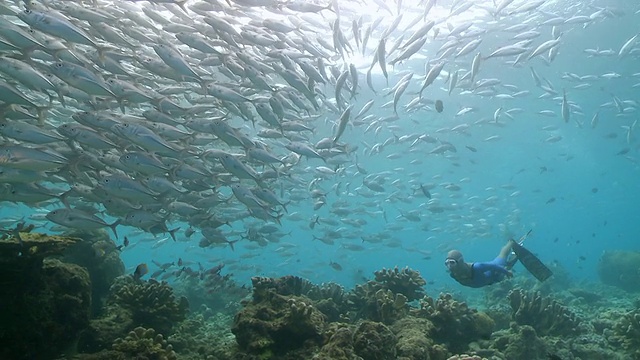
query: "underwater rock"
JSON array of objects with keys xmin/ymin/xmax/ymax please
[
  {"xmin": 597, "ymin": 250, "xmax": 640, "ymax": 292},
  {"xmin": 0, "ymin": 232, "xmax": 89, "ymax": 360},
  {"xmin": 61, "ymin": 229, "xmax": 125, "ymax": 316},
  {"xmin": 0, "ymin": 231, "xmax": 80, "ymax": 260},
  {"xmin": 507, "ymin": 288, "xmax": 582, "ymax": 336},
  {"xmin": 231, "ymin": 289, "xmax": 325, "ymax": 356},
  {"xmin": 353, "ymin": 321, "xmax": 397, "ymax": 360}
]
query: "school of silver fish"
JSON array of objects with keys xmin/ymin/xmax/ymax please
[{"xmin": 0, "ymin": 0, "xmax": 638, "ymax": 278}]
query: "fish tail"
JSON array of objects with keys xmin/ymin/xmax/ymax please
[
  {"xmin": 37, "ymin": 106, "xmax": 50, "ymax": 126},
  {"xmin": 176, "ymin": 0, "xmax": 189, "ymax": 13},
  {"xmin": 282, "ymin": 200, "xmax": 291, "ymax": 213},
  {"xmin": 109, "ymin": 219, "xmax": 121, "ymax": 239},
  {"xmin": 227, "ymin": 239, "xmax": 238, "ymax": 251},
  {"xmin": 168, "ymin": 227, "xmax": 180, "ymax": 241}
]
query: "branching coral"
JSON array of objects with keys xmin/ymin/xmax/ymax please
[
  {"xmin": 373, "ymin": 266, "xmax": 427, "ymax": 301},
  {"xmin": 112, "ymin": 326, "xmax": 177, "ymax": 360},
  {"xmin": 413, "ymin": 293, "xmax": 493, "ymax": 352},
  {"xmin": 110, "ymin": 277, "xmax": 189, "ymax": 335},
  {"xmin": 251, "ymin": 275, "xmax": 348, "ymax": 322},
  {"xmin": 507, "ymin": 288, "xmax": 582, "ymax": 336},
  {"xmin": 612, "ymin": 307, "xmax": 640, "ymax": 356}
]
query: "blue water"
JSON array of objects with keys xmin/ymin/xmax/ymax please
[{"xmin": 2, "ymin": 0, "xmax": 639, "ymax": 301}]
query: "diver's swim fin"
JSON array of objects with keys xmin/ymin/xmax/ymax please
[{"xmin": 511, "ymin": 241, "xmax": 553, "ymax": 282}]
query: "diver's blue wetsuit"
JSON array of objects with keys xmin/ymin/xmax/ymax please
[{"xmin": 450, "ymin": 257, "xmax": 511, "ymax": 288}]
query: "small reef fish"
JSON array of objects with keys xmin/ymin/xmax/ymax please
[{"xmin": 133, "ymin": 263, "xmax": 149, "ymax": 280}]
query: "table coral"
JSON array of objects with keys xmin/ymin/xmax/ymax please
[{"xmin": 507, "ymin": 288, "xmax": 582, "ymax": 336}]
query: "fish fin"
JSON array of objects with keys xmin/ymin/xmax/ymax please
[
  {"xmin": 168, "ymin": 227, "xmax": 180, "ymax": 241},
  {"xmin": 109, "ymin": 219, "xmax": 120, "ymax": 239}
]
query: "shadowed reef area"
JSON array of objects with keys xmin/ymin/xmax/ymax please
[{"xmin": 1, "ymin": 231, "xmax": 639, "ymax": 360}]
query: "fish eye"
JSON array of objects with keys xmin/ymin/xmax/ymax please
[
  {"xmin": 55, "ymin": 63, "xmax": 63, "ymax": 68},
  {"xmin": 24, "ymin": 9, "xmax": 31, "ymax": 14}
]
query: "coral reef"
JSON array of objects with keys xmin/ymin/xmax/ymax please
[
  {"xmin": 344, "ymin": 267, "xmax": 426, "ymax": 324},
  {"xmin": 611, "ymin": 306, "xmax": 640, "ymax": 357},
  {"xmin": 507, "ymin": 288, "xmax": 582, "ymax": 336},
  {"xmin": 372, "ymin": 266, "xmax": 427, "ymax": 301},
  {"xmin": 231, "ymin": 288, "xmax": 325, "ymax": 356},
  {"xmin": 413, "ymin": 293, "xmax": 494, "ymax": 352},
  {"xmin": 110, "ymin": 277, "xmax": 189, "ymax": 335},
  {"xmin": 597, "ymin": 250, "xmax": 640, "ymax": 292},
  {"xmin": 171, "ymin": 263, "xmax": 250, "ymax": 315},
  {"xmin": 61, "ymin": 229, "xmax": 125, "ymax": 316},
  {"xmin": 74, "ymin": 327, "xmax": 178, "ymax": 360},
  {"xmin": 313, "ymin": 325, "xmax": 362, "ymax": 360},
  {"xmin": 391, "ymin": 317, "xmax": 444, "ymax": 360},
  {"xmin": 0, "ymin": 233, "xmax": 90, "ymax": 360},
  {"xmin": 0, "ymin": 231, "xmax": 80, "ymax": 259},
  {"xmin": 168, "ymin": 310, "xmax": 236, "ymax": 359},
  {"xmin": 78, "ymin": 277, "xmax": 189, "ymax": 353},
  {"xmin": 490, "ymin": 324, "xmax": 548, "ymax": 359},
  {"xmin": 352, "ymin": 320, "xmax": 397, "ymax": 360},
  {"xmin": 112, "ymin": 327, "xmax": 177, "ymax": 360},
  {"xmin": 250, "ymin": 275, "xmax": 317, "ymax": 301},
  {"xmin": 346, "ymin": 285, "xmax": 409, "ymax": 324}
]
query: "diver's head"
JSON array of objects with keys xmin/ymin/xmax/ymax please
[{"xmin": 445, "ymin": 250, "xmax": 464, "ymax": 271}]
